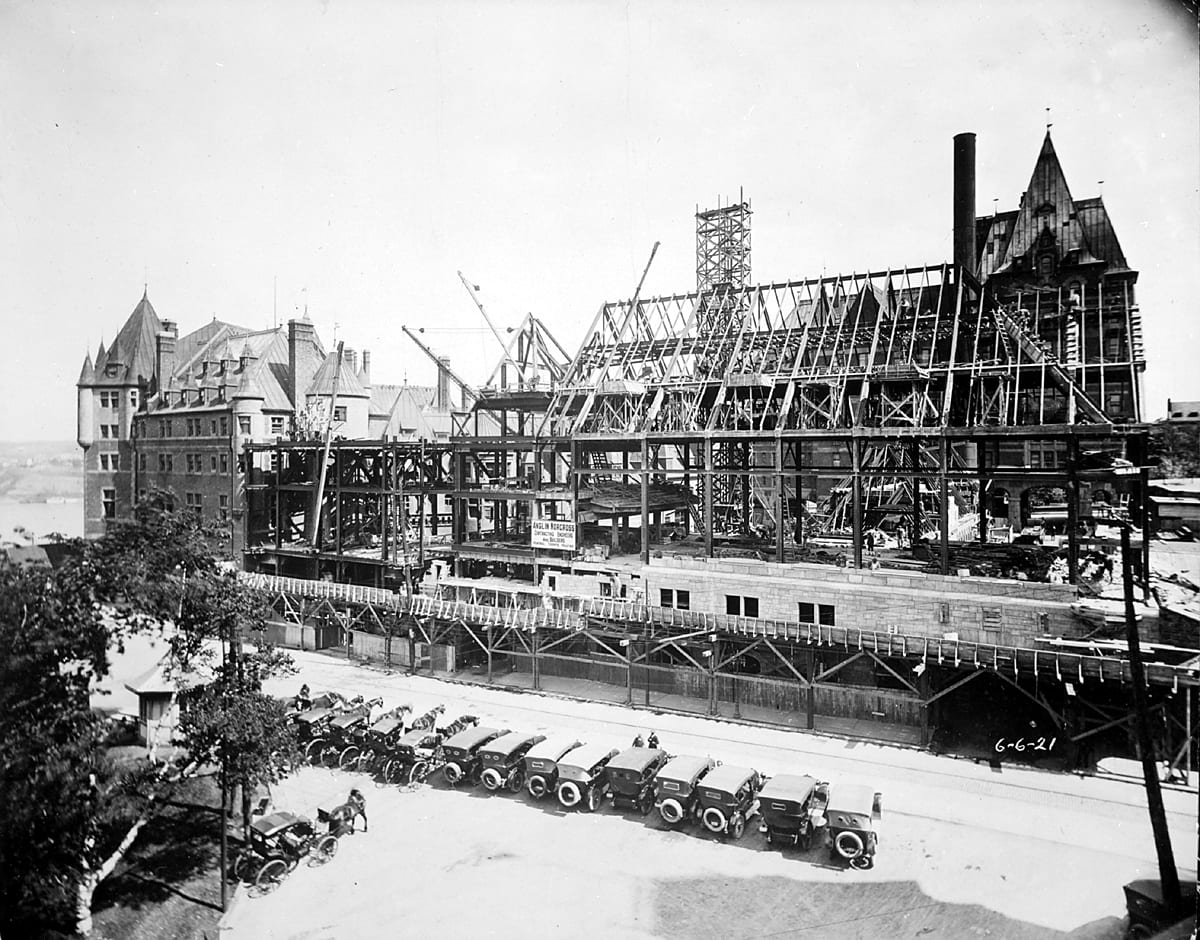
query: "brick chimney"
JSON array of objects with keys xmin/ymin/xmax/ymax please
[
  {"xmin": 288, "ymin": 318, "xmax": 318, "ymax": 408},
  {"xmin": 345, "ymin": 348, "xmax": 358, "ymax": 373},
  {"xmin": 155, "ymin": 322, "xmax": 178, "ymax": 394},
  {"xmin": 436, "ymin": 356, "xmax": 451, "ymax": 410},
  {"xmin": 360, "ymin": 349, "xmax": 371, "ymax": 385}
]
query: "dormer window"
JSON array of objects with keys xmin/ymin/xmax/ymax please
[
  {"xmin": 105, "ymin": 364, "xmax": 119, "ymax": 377},
  {"xmin": 197, "ymin": 388, "xmax": 206, "ymax": 404}
]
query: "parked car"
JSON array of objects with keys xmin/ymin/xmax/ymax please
[
  {"xmin": 522, "ymin": 736, "xmax": 583, "ymax": 800},
  {"xmin": 1122, "ymin": 878, "xmax": 1198, "ymax": 939},
  {"xmin": 477, "ymin": 731, "xmax": 547, "ymax": 793},
  {"xmin": 605, "ymin": 747, "xmax": 671, "ymax": 815},
  {"xmin": 695, "ymin": 764, "xmax": 764, "ymax": 839},
  {"xmin": 555, "ymin": 743, "xmax": 619, "ymax": 811},
  {"xmin": 653, "ymin": 755, "xmax": 716, "ymax": 826},
  {"xmin": 816, "ymin": 784, "xmax": 882, "ymax": 868},
  {"xmin": 441, "ymin": 725, "xmax": 505, "ymax": 786},
  {"xmin": 757, "ymin": 774, "xmax": 828, "ymax": 849}
]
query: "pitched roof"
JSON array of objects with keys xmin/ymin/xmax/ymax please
[
  {"xmin": 94, "ymin": 292, "xmax": 161, "ymax": 385},
  {"xmin": 307, "ymin": 351, "xmax": 369, "ymax": 399},
  {"xmin": 1073, "ymin": 197, "xmax": 1129, "ymax": 271},
  {"xmin": 367, "ymin": 384, "xmax": 457, "ymax": 439},
  {"xmin": 995, "ymin": 133, "xmax": 1090, "ymax": 272},
  {"xmin": 78, "ymin": 353, "xmax": 95, "ymax": 386}
]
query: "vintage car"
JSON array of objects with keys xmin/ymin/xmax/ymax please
[
  {"xmin": 234, "ymin": 811, "xmax": 339, "ymax": 893},
  {"xmin": 522, "ymin": 736, "xmax": 583, "ymax": 799},
  {"xmin": 384, "ymin": 728, "xmax": 444, "ymax": 785},
  {"xmin": 441, "ymin": 725, "xmax": 506, "ymax": 785},
  {"xmin": 477, "ymin": 731, "xmax": 547, "ymax": 793},
  {"xmin": 695, "ymin": 764, "xmax": 764, "ymax": 839},
  {"xmin": 1122, "ymin": 878, "xmax": 1198, "ymax": 939},
  {"xmin": 757, "ymin": 774, "xmax": 828, "ymax": 848},
  {"xmin": 555, "ymin": 743, "xmax": 620, "ymax": 811},
  {"xmin": 348, "ymin": 710, "xmax": 411, "ymax": 775},
  {"xmin": 815, "ymin": 784, "xmax": 882, "ymax": 868},
  {"xmin": 604, "ymin": 746, "xmax": 671, "ymax": 815},
  {"xmin": 653, "ymin": 755, "xmax": 716, "ymax": 826}
]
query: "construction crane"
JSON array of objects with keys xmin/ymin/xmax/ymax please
[
  {"xmin": 308, "ymin": 341, "xmax": 344, "ymax": 548},
  {"xmin": 400, "ymin": 325, "xmax": 479, "ymax": 405},
  {"xmin": 457, "ymin": 271, "xmax": 530, "ymax": 386}
]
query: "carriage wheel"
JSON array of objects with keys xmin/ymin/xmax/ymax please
[
  {"xmin": 338, "ymin": 746, "xmax": 359, "ymax": 770},
  {"xmin": 310, "ymin": 835, "xmax": 339, "ymax": 866},
  {"xmin": 408, "ymin": 760, "xmax": 429, "ymax": 786},
  {"xmin": 230, "ymin": 850, "xmax": 254, "ymax": 883},
  {"xmin": 323, "ymin": 745, "xmax": 343, "ymax": 769},
  {"xmin": 254, "ymin": 858, "xmax": 289, "ymax": 894},
  {"xmin": 305, "ymin": 739, "xmax": 325, "ymax": 764}
]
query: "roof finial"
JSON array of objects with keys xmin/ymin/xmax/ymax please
[
  {"xmin": 1045, "ymin": 106, "xmax": 1052, "ymax": 132},
  {"xmin": 992, "ymin": 197, "xmax": 998, "ymax": 216},
  {"xmin": 1097, "ymin": 180, "xmax": 1104, "ymax": 199}
]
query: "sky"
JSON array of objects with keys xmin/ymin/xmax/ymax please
[{"xmin": 1, "ymin": 0, "xmax": 1196, "ymax": 441}]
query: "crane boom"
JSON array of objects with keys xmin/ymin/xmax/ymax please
[
  {"xmin": 457, "ymin": 271, "xmax": 528, "ymax": 384},
  {"xmin": 400, "ymin": 326, "xmax": 478, "ymax": 403}
]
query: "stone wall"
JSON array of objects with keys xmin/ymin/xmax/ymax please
[{"xmin": 642, "ymin": 555, "xmax": 1080, "ymax": 646}]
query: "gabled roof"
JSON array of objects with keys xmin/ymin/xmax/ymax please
[
  {"xmin": 996, "ymin": 133, "xmax": 1090, "ymax": 272},
  {"xmin": 367, "ymin": 384, "xmax": 454, "ymax": 439},
  {"xmin": 1073, "ymin": 197, "xmax": 1129, "ymax": 271},
  {"xmin": 307, "ymin": 351, "xmax": 369, "ymax": 399},
  {"xmin": 93, "ymin": 292, "xmax": 162, "ymax": 386}
]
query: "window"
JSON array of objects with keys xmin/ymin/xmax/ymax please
[
  {"xmin": 547, "ymin": 576, "xmax": 557, "ymax": 590},
  {"xmin": 100, "ymin": 425, "xmax": 110, "ymax": 439},
  {"xmin": 210, "ymin": 454, "xmax": 218, "ymax": 472},
  {"xmin": 333, "ymin": 406, "xmax": 347, "ymax": 423},
  {"xmin": 220, "ymin": 417, "xmax": 229, "ymax": 436},
  {"xmin": 726, "ymin": 595, "xmax": 759, "ymax": 617},
  {"xmin": 129, "ymin": 390, "xmax": 138, "ymax": 408},
  {"xmin": 138, "ymin": 454, "xmax": 146, "ymax": 471},
  {"xmin": 101, "ymin": 488, "xmax": 116, "ymax": 519},
  {"xmin": 238, "ymin": 416, "xmax": 251, "ymax": 435},
  {"xmin": 210, "ymin": 420, "xmax": 217, "ymax": 435},
  {"xmin": 110, "ymin": 424, "xmax": 120, "ymax": 439},
  {"xmin": 99, "ymin": 454, "xmax": 109, "ymax": 471},
  {"xmin": 798, "ymin": 602, "xmax": 835, "ymax": 626},
  {"xmin": 219, "ymin": 453, "xmax": 229, "ymax": 473},
  {"xmin": 185, "ymin": 492, "xmax": 202, "ymax": 518},
  {"xmin": 157, "ymin": 453, "xmax": 173, "ymax": 472},
  {"xmin": 218, "ymin": 494, "xmax": 230, "ymax": 522},
  {"xmin": 165, "ymin": 419, "xmax": 173, "ymax": 437},
  {"xmin": 599, "ymin": 582, "xmax": 613, "ymax": 598},
  {"xmin": 660, "ymin": 589, "xmax": 690, "ymax": 610},
  {"xmin": 197, "ymin": 389, "xmax": 206, "ymax": 404},
  {"xmin": 982, "ymin": 607, "xmax": 1002, "ymax": 628},
  {"xmin": 270, "ymin": 416, "xmax": 285, "ymax": 436}
]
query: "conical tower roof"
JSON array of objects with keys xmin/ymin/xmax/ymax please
[
  {"xmin": 77, "ymin": 353, "xmax": 95, "ymax": 386},
  {"xmin": 307, "ymin": 350, "xmax": 369, "ymax": 398}
]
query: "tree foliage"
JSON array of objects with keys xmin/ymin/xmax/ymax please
[
  {"xmin": 0, "ymin": 488, "xmax": 293, "ymax": 935},
  {"xmin": 1149, "ymin": 422, "xmax": 1200, "ymax": 480}
]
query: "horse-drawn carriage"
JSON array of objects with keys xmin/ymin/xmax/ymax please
[
  {"xmin": 232, "ymin": 811, "xmax": 340, "ymax": 894},
  {"xmin": 333, "ymin": 704, "xmax": 410, "ymax": 773}
]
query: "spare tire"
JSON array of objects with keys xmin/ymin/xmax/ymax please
[
  {"xmin": 481, "ymin": 768, "xmax": 503, "ymax": 791},
  {"xmin": 527, "ymin": 774, "xmax": 549, "ymax": 799},
  {"xmin": 444, "ymin": 762, "xmax": 464, "ymax": 785},
  {"xmin": 557, "ymin": 780, "xmax": 582, "ymax": 808},
  {"xmin": 658, "ymin": 798, "xmax": 684, "ymax": 824},
  {"xmin": 701, "ymin": 806, "xmax": 727, "ymax": 834},
  {"xmin": 835, "ymin": 830, "xmax": 865, "ymax": 860}
]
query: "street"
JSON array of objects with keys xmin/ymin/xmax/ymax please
[{"xmin": 218, "ymin": 649, "xmax": 1198, "ymax": 939}]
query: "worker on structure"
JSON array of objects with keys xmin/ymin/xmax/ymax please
[{"xmin": 647, "ymin": 731, "xmax": 660, "ymax": 750}]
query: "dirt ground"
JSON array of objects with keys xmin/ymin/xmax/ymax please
[{"xmin": 216, "ymin": 656, "xmax": 1197, "ymax": 939}]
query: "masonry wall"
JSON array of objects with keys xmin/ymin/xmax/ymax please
[{"xmin": 643, "ymin": 555, "xmax": 1080, "ymax": 646}]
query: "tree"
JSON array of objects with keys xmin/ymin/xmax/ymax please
[
  {"xmin": 1149, "ymin": 422, "xmax": 1200, "ymax": 480},
  {"xmin": 0, "ymin": 488, "xmax": 294, "ymax": 934}
]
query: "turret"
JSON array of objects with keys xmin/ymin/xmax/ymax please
[{"xmin": 76, "ymin": 354, "xmax": 95, "ymax": 449}]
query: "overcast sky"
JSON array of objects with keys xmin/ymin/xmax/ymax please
[{"xmin": 1, "ymin": 0, "xmax": 1196, "ymax": 441}]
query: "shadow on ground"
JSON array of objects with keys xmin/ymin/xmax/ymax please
[{"xmin": 652, "ymin": 876, "xmax": 1125, "ymax": 940}]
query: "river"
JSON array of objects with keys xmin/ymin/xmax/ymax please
[{"xmin": 0, "ymin": 499, "xmax": 85, "ymax": 542}]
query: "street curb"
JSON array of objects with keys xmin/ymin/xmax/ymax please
[{"xmin": 216, "ymin": 883, "xmax": 243, "ymax": 934}]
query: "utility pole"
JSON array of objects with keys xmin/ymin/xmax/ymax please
[{"xmin": 1121, "ymin": 524, "xmax": 1180, "ymax": 912}]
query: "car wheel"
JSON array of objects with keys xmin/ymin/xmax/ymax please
[
  {"xmin": 444, "ymin": 762, "xmax": 464, "ymax": 785},
  {"xmin": 254, "ymin": 858, "xmax": 288, "ymax": 894},
  {"xmin": 731, "ymin": 813, "xmax": 746, "ymax": 840},
  {"xmin": 481, "ymin": 768, "xmax": 503, "ymax": 791},
  {"xmin": 835, "ymin": 830, "xmax": 865, "ymax": 860},
  {"xmin": 506, "ymin": 771, "xmax": 524, "ymax": 794},
  {"xmin": 586, "ymin": 786, "xmax": 602, "ymax": 812},
  {"xmin": 701, "ymin": 807, "xmax": 727, "ymax": 834},
  {"xmin": 527, "ymin": 774, "xmax": 549, "ymax": 799},
  {"xmin": 558, "ymin": 781, "xmax": 582, "ymax": 808},
  {"xmin": 659, "ymin": 798, "xmax": 684, "ymax": 825},
  {"xmin": 408, "ymin": 761, "xmax": 429, "ymax": 786}
]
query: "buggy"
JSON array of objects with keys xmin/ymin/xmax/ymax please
[
  {"xmin": 653, "ymin": 755, "xmax": 716, "ymax": 826},
  {"xmin": 757, "ymin": 774, "xmax": 827, "ymax": 849},
  {"xmin": 384, "ymin": 728, "xmax": 444, "ymax": 785},
  {"xmin": 316, "ymin": 697, "xmax": 384, "ymax": 767},
  {"xmin": 477, "ymin": 732, "xmax": 547, "ymax": 793},
  {"xmin": 605, "ymin": 747, "xmax": 671, "ymax": 815},
  {"xmin": 233, "ymin": 811, "xmax": 339, "ymax": 894},
  {"xmin": 441, "ymin": 725, "xmax": 506, "ymax": 786},
  {"xmin": 522, "ymin": 737, "xmax": 583, "ymax": 800},
  {"xmin": 816, "ymin": 784, "xmax": 882, "ymax": 868},
  {"xmin": 555, "ymin": 743, "xmax": 619, "ymax": 812},
  {"xmin": 695, "ymin": 764, "xmax": 763, "ymax": 840},
  {"xmin": 343, "ymin": 706, "xmax": 412, "ymax": 774}
]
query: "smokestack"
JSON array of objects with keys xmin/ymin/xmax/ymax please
[
  {"xmin": 344, "ymin": 348, "xmax": 358, "ymax": 373},
  {"xmin": 436, "ymin": 356, "xmax": 450, "ymax": 411},
  {"xmin": 155, "ymin": 329, "xmax": 178, "ymax": 394},
  {"xmin": 360, "ymin": 349, "xmax": 371, "ymax": 384},
  {"xmin": 953, "ymin": 132, "xmax": 977, "ymax": 277}
]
